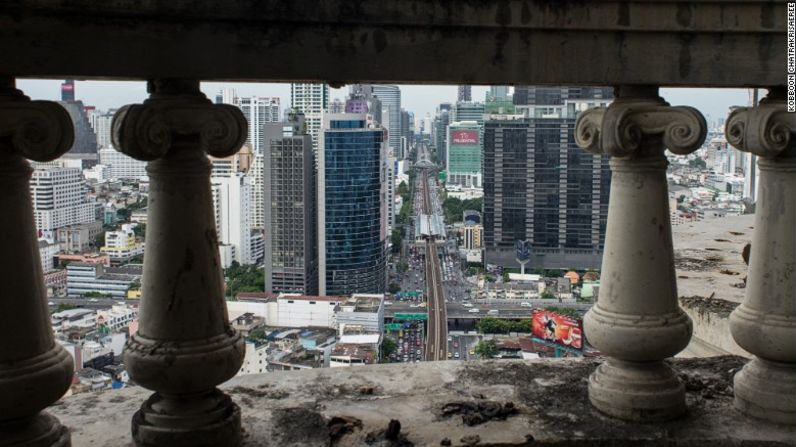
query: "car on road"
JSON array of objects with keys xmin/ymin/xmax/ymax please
[
  {"xmin": 487, "ymin": 309, "xmax": 500, "ymax": 316},
  {"xmin": 447, "ymin": 352, "xmax": 452, "ymax": 359},
  {"xmin": 468, "ymin": 308, "xmax": 480, "ymax": 313},
  {"xmin": 462, "ymin": 303, "xmax": 473, "ymax": 308},
  {"xmin": 454, "ymin": 352, "xmax": 460, "ymax": 359},
  {"xmin": 520, "ymin": 302, "xmax": 532, "ymax": 307},
  {"xmin": 89, "ymin": 298, "xmax": 98, "ymax": 302},
  {"xmin": 48, "ymin": 301, "xmax": 54, "ymax": 306}
]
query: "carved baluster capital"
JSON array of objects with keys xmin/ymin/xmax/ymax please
[
  {"xmin": 0, "ymin": 84, "xmax": 74, "ymax": 161},
  {"xmin": 112, "ymin": 80, "xmax": 246, "ymax": 161},
  {"xmin": 725, "ymin": 89, "xmax": 796, "ymax": 159},
  {"xmin": 576, "ymin": 96, "xmax": 706, "ymax": 157}
]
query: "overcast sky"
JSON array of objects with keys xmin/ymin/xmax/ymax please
[{"xmin": 17, "ymin": 79, "xmax": 751, "ymax": 128}]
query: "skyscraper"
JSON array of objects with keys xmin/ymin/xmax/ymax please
[
  {"xmin": 211, "ymin": 173, "xmax": 253, "ymax": 266},
  {"xmin": 370, "ymin": 85, "xmax": 401, "ymax": 157},
  {"xmin": 446, "ymin": 121, "xmax": 482, "ymax": 188},
  {"xmin": 215, "ymin": 90, "xmax": 280, "ymax": 154},
  {"xmin": 457, "ymin": 85, "xmax": 472, "ymax": 102},
  {"xmin": 235, "ymin": 96, "xmax": 280, "ymax": 154},
  {"xmin": 263, "ymin": 114, "xmax": 318, "ymax": 295},
  {"xmin": 30, "ymin": 167, "xmax": 96, "ymax": 240},
  {"xmin": 61, "ymin": 80, "xmax": 75, "ymax": 102},
  {"xmin": 318, "ymin": 114, "xmax": 387, "ymax": 296},
  {"xmin": 483, "ymin": 90, "xmax": 613, "ymax": 269},
  {"xmin": 453, "ymin": 102, "xmax": 485, "ymax": 124},
  {"xmin": 489, "ymin": 86, "xmax": 509, "ymax": 100},
  {"xmin": 290, "ymin": 83, "xmax": 329, "ymax": 151}
]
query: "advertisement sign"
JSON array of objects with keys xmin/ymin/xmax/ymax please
[
  {"xmin": 531, "ymin": 310, "xmax": 583, "ymax": 350},
  {"xmin": 451, "ymin": 130, "xmax": 479, "ymax": 145}
]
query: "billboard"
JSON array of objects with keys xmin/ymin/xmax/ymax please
[
  {"xmin": 531, "ymin": 310, "xmax": 583, "ymax": 350},
  {"xmin": 451, "ymin": 130, "xmax": 479, "ymax": 145}
]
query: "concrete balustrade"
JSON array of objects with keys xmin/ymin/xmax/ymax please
[
  {"xmin": 0, "ymin": 79, "xmax": 75, "ymax": 447},
  {"xmin": 112, "ymin": 80, "xmax": 248, "ymax": 447},
  {"xmin": 726, "ymin": 87, "xmax": 796, "ymax": 426},
  {"xmin": 575, "ymin": 86, "xmax": 707, "ymax": 421}
]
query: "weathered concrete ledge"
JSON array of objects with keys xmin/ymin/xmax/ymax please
[
  {"xmin": 674, "ymin": 215, "xmax": 754, "ymax": 358},
  {"xmin": 51, "ymin": 357, "xmax": 795, "ymax": 446}
]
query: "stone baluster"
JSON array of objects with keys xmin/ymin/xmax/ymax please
[
  {"xmin": 575, "ymin": 86, "xmax": 706, "ymax": 421},
  {"xmin": 726, "ymin": 87, "xmax": 796, "ymax": 425},
  {"xmin": 0, "ymin": 79, "xmax": 75, "ymax": 446},
  {"xmin": 113, "ymin": 80, "xmax": 246, "ymax": 446}
]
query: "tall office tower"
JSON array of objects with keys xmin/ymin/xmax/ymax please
[
  {"xmin": 422, "ymin": 114, "xmax": 433, "ymax": 135},
  {"xmin": 232, "ymin": 96, "xmax": 280, "ymax": 154},
  {"xmin": 30, "ymin": 167, "xmax": 96, "ymax": 240},
  {"xmin": 290, "ymin": 83, "xmax": 329, "ymax": 151},
  {"xmin": 211, "ymin": 173, "xmax": 253, "ymax": 267},
  {"xmin": 489, "ymin": 86, "xmax": 509, "ymax": 100},
  {"xmin": 400, "ymin": 109, "xmax": 411, "ymax": 158},
  {"xmin": 61, "ymin": 80, "xmax": 75, "ymax": 101},
  {"xmin": 215, "ymin": 88, "xmax": 236, "ymax": 105},
  {"xmin": 457, "ymin": 85, "xmax": 472, "ymax": 102},
  {"xmin": 512, "ymin": 86, "xmax": 613, "ymax": 106},
  {"xmin": 434, "ymin": 108, "xmax": 451, "ymax": 166},
  {"xmin": 329, "ymin": 98, "xmax": 345, "ymax": 113},
  {"xmin": 482, "ymin": 113, "xmax": 611, "ymax": 270},
  {"xmin": 91, "ymin": 110, "xmax": 116, "ymax": 149},
  {"xmin": 370, "ymin": 85, "xmax": 401, "ymax": 156},
  {"xmin": 98, "ymin": 148, "xmax": 148, "ymax": 181},
  {"xmin": 319, "ymin": 114, "xmax": 387, "ymax": 296},
  {"xmin": 58, "ymin": 87, "xmax": 98, "ymax": 161},
  {"xmin": 446, "ymin": 121, "xmax": 482, "ymax": 188},
  {"xmin": 247, "ymin": 152, "xmax": 265, "ymax": 229},
  {"xmin": 209, "ymin": 146, "xmax": 253, "ymax": 177},
  {"xmin": 263, "ymin": 114, "xmax": 318, "ymax": 295},
  {"xmin": 453, "ymin": 102, "xmax": 485, "ymax": 124},
  {"xmin": 349, "ymin": 84, "xmax": 383, "ymax": 125}
]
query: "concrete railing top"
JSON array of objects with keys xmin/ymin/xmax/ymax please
[{"xmin": 0, "ymin": 1, "xmax": 786, "ymax": 87}]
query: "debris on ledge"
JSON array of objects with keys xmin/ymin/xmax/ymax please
[{"xmin": 50, "ymin": 357, "xmax": 795, "ymax": 446}]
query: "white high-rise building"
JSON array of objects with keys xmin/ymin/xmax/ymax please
[
  {"xmin": 247, "ymin": 152, "xmax": 265, "ymax": 230},
  {"xmin": 236, "ymin": 97, "xmax": 280, "ymax": 154},
  {"xmin": 211, "ymin": 173, "xmax": 253, "ymax": 266},
  {"xmin": 30, "ymin": 167, "xmax": 96, "ymax": 240},
  {"xmin": 215, "ymin": 90, "xmax": 280, "ymax": 154},
  {"xmin": 290, "ymin": 83, "xmax": 329, "ymax": 151},
  {"xmin": 371, "ymin": 85, "xmax": 401, "ymax": 156},
  {"xmin": 99, "ymin": 148, "xmax": 148, "ymax": 181},
  {"xmin": 91, "ymin": 110, "xmax": 116, "ymax": 150}
]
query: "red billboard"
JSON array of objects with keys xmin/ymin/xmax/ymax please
[
  {"xmin": 531, "ymin": 309, "xmax": 583, "ymax": 350},
  {"xmin": 451, "ymin": 130, "xmax": 479, "ymax": 145}
]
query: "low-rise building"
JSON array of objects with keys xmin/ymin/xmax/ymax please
[
  {"xmin": 101, "ymin": 223, "xmax": 144, "ymax": 263},
  {"xmin": 275, "ymin": 294, "xmax": 343, "ymax": 328},
  {"xmin": 66, "ymin": 262, "xmax": 143, "ymax": 298},
  {"xmin": 335, "ymin": 294, "xmax": 384, "ymax": 335},
  {"xmin": 38, "ymin": 239, "xmax": 60, "ymax": 273},
  {"xmin": 57, "ymin": 221, "xmax": 103, "ymax": 253},
  {"xmin": 96, "ymin": 305, "xmax": 138, "ymax": 332},
  {"xmin": 329, "ymin": 343, "xmax": 377, "ymax": 367}
]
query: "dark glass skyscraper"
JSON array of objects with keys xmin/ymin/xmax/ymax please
[
  {"xmin": 483, "ymin": 88, "xmax": 613, "ymax": 269},
  {"xmin": 318, "ymin": 114, "xmax": 387, "ymax": 295},
  {"xmin": 263, "ymin": 114, "xmax": 318, "ymax": 295}
]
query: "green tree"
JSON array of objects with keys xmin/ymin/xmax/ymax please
[
  {"xmin": 390, "ymin": 228, "xmax": 404, "ymax": 254},
  {"xmin": 541, "ymin": 288, "xmax": 556, "ymax": 299},
  {"xmin": 94, "ymin": 231, "xmax": 106, "ymax": 248},
  {"xmin": 388, "ymin": 282, "xmax": 401, "ymax": 294},
  {"xmin": 55, "ymin": 304, "xmax": 75, "ymax": 313},
  {"xmin": 397, "ymin": 261, "xmax": 409, "ymax": 274},
  {"xmin": 382, "ymin": 338, "xmax": 397, "ymax": 359},
  {"xmin": 225, "ymin": 263, "xmax": 265, "ymax": 297},
  {"xmin": 133, "ymin": 223, "xmax": 146, "ymax": 238},
  {"xmin": 688, "ymin": 158, "xmax": 707, "ymax": 170},
  {"xmin": 544, "ymin": 306, "xmax": 580, "ymax": 318},
  {"xmin": 474, "ymin": 339, "xmax": 498, "ymax": 358}
]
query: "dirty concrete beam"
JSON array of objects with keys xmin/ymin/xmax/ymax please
[{"xmin": 0, "ymin": 1, "xmax": 786, "ymax": 87}]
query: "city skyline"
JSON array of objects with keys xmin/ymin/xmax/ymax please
[{"xmin": 18, "ymin": 79, "xmax": 749, "ymax": 128}]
